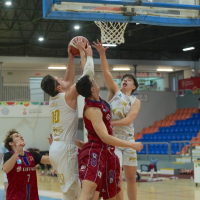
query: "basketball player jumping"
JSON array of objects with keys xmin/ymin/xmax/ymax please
[
  {"xmin": 41, "ymin": 38, "xmax": 94, "ymax": 200},
  {"xmin": 93, "ymin": 40, "xmax": 141, "ymax": 200},
  {"xmin": 76, "ymin": 74, "xmax": 143, "ymax": 200}
]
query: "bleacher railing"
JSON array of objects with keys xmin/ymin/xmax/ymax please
[
  {"xmin": 140, "ymin": 141, "xmax": 193, "ymax": 162},
  {"xmin": 190, "ymin": 142, "xmax": 200, "ymax": 162},
  {"xmin": 170, "ymin": 141, "xmax": 190, "ymax": 157},
  {"xmin": 141, "ymin": 142, "xmax": 170, "ymax": 161}
]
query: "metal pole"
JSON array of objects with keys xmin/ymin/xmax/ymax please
[
  {"xmin": 57, "ymin": 0, "xmax": 200, "ymax": 10},
  {"xmin": 0, "ymin": 62, "xmax": 2, "ymax": 101},
  {"xmin": 133, "ymin": 65, "xmax": 137, "ymax": 77},
  {"xmin": 146, "ymin": 144, "xmax": 148, "ymax": 161}
]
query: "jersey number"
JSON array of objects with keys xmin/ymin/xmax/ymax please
[
  {"xmin": 52, "ymin": 110, "xmax": 60, "ymax": 124},
  {"xmin": 27, "ymin": 174, "xmax": 30, "ymax": 182}
]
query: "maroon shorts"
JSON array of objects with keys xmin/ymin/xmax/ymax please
[
  {"xmin": 78, "ymin": 141, "xmax": 107, "ymax": 192},
  {"xmin": 100, "ymin": 150, "xmax": 121, "ymax": 199}
]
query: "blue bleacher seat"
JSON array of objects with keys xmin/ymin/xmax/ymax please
[
  {"xmin": 194, "ymin": 125, "xmax": 199, "ymax": 132},
  {"xmin": 181, "ymin": 133, "xmax": 187, "ymax": 140},
  {"xmin": 192, "ymin": 132, "xmax": 198, "ymax": 138},
  {"xmin": 166, "ymin": 127, "xmax": 170, "ymax": 133},
  {"xmin": 180, "ymin": 126, "xmax": 184, "ymax": 132},
  {"xmin": 190, "ymin": 126, "xmax": 194, "ymax": 132},
  {"xmin": 184, "ymin": 126, "xmax": 189, "ymax": 132},
  {"xmin": 176, "ymin": 133, "xmax": 181, "ymax": 141},
  {"xmin": 197, "ymin": 113, "xmax": 200, "ymax": 118},
  {"xmin": 186, "ymin": 133, "xmax": 192, "ymax": 140},
  {"xmin": 182, "ymin": 120, "xmax": 186, "ymax": 125},
  {"xmin": 186, "ymin": 120, "xmax": 191, "ymax": 126},
  {"xmin": 175, "ymin": 126, "xmax": 180, "ymax": 132},
  {"xmin": 192, "ymin": 119, "xmax": 197, "ymax": 125},
  {"xmin": 191, "ymin": 113, "xmax": 196, "ymax": 118}
]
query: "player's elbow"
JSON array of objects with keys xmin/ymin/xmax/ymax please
[{"xmin": 3, "ymin": 166, "xmax": 10, "ymax": 174}]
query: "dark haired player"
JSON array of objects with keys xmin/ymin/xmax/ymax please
[
  {"xmin": 41, "ymin": 38, "xmax": 94, "ymax": 200},
  {"xmin": 93, "ymin": 40, "xmax": 141, "ymax": 200},
  {"xmin": 75, "ymin": 75, "xmax": 143, "ymax": 200}
]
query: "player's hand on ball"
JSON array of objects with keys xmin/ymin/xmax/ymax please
[
  {"xmin": 74, "ymin": 37, "xmax": 87, "ymax": 51},
  {"xmin": 131, "ymin": 142, "xmax": 143, "ymax": 152},
  {"xmin": 84, "ymin": 43, "xmax": 93, "ymax": 57},
  {"xmin": 92, "ymin": 39, "xmax": 109, "ymax": 54}
]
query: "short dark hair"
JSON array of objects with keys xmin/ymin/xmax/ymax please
[
  {"xmin": 4, "ymin": 129, "xmax": 19, "ymax": 151},
  {"xmin": 121, "ymin": 74, "xmax": 138, "ymax": 93},
  {"xmin": 41, "ymin": 75, "xmax": 60, "ymax": 97},
  {"xmin": 76, "ymin": 75, "xmax": 92, "ymax": 98}
]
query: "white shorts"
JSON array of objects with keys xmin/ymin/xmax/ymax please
[
  {"xmin": 49, "ymin": 141, "xmax": 81, "ymax": 198},
  {"xmin": 3, "ymin": 172, "xmax": 7, "ymax": 183},
  {"xmin": 115, "ymin": 139, "xmax": 137, "ymax": 167}
]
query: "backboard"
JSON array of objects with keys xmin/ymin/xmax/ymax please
[{"xmin": 43, "ymin": 0, "xmax": 200, "ymax": 27}]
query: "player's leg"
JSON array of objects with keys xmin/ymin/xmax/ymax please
[
  {"xmin": 40, "ymin": 163, "xmax": 45, "ymax": 175},
  {"xmin": 3, "ymin": 173, "xmax": 8, "ymax": 200},
  {"xmin": 114, "ymin": 147, "xmax": 123, "ymax": 200},
  {"xmin": 3, "ymin": 183, "xmax": 8, "ymax": 200},
  {"xmin": 92, "ymin": 191, "xmax": 100, "ymax": 200},
  {"xmin": 123, "ymin": 166, "xmax": 137, "ymax": 200},
  {"xmin": 116, "ymin": 167, "xmax": 123, "ymax": 200},
  {"xmin": 122, "ymin": 146, "xmax": 137, "ymax": 200},
  {"xmin": 78, "ymin": 180, "xmax": 97, "ymax": 200}
]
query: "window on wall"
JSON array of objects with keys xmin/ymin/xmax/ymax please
[
  {"xmin": 137, "ymin": 77, "xmax": 164, "ymax": 91},
  {"xmin": 29, "ymin": 77, "xmax": 44, "ymax": 102},
  {"xmin": 113, "ymin": 72, "xmax": 165, "ymax": 92}
]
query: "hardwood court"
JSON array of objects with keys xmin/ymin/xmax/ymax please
[{"xmin": 0, "ymin": 170, "xmax": 200, "ymax": 200}]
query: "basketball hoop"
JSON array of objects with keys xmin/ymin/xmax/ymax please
[{"xmin": 94, "ymin": 21, "xmax": 128, "ymax": 45}]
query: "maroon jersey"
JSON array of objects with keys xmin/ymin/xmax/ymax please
[
  {"xmin": 83, "ymin": 98, "xmax": 113, "ymax": 142},
  {"xmin": 6, "ymin": 151, "xmax": 39, "ymax": 200}
]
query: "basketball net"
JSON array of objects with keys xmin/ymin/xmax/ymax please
[{"xmin": 94, "ymin": 21, "xmax": 128, "ymax": 45}]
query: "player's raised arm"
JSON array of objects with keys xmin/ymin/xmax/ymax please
[
  {"xmin": 3, "ymin": 141, "xmax": 25, "ymax": 174},
  {"xmin": 93, "ymin": 40, "xmax": 119, "ymax": 95},
  {"xmin": 85, "ymin": 107, "xmax": 143, "ymax": 152},
  {"xmin": 64, "ymin": 45, "xmax": 75, "ymax": 90}
]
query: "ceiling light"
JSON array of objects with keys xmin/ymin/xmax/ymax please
[
  {"xmin": 113, "ymin": 67, "xmax": 130, "ymax": 71},
  {"xmin": 103, "ymin": 44, "xmax": 117, "ymax": 47},
  {"xmin": 39, "ymin": 37, "xmax": 44, "ymax": 41},
  {"xmin": 74, "ymin": 25, "xmax": 80, "ymax": 30},
  {"xmin": 157, "ymin": 69, "xmax": 173, "ymax": 72},
  {"xmin": 5, "ymin": 1, "xmax": 12, "ymax": 6},
  {"xmin": 48, "ymin": 67, "xmax": 66, "ymax": 69},
  {"xmin": 183, "ymin": 47, "xmax": 195, "ymax": 51}
]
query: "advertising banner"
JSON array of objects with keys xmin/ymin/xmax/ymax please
[
  {"xmin": 178, "ymin": 77, "xmax": 200, "ymax": 95},
  {"xmin": 0, "ymin": 102, "xmax": 51, "ymax": 118}
]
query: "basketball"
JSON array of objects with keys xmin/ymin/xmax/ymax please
[{"xmin": 69, "ymin": 36, "xmax": 89, "ymax": 56}]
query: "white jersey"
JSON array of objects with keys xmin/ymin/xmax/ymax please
[
  {"xmin": 109, "ymin": 90, "xmax": 136, "ymax": 139},
  {"xmin": 49, "ymin": 93, "xmax": 78, "ymax": 142}
]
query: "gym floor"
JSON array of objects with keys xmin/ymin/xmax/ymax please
[{"xmin": 0, "ymin": 170, "xmax": 199, "ymax": 200}]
